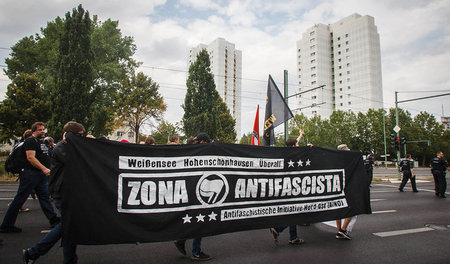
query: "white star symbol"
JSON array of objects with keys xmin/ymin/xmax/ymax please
[
  {"xmin": 288, "ymin": 160, "xmax": 295, "ymax": 167},
  {"xmin": 208, "ymin": 211, "xmax": 218, "ymax": 221},
  {"xmin": 196, "ymin": 213, "xmax": 205, "ymax": 222},
  {"xmin": 305, "ymin": 159, "xmax": 311, "ymax": 166},
  {"xmin": 182, "ymin": 214, "xmax": 192, "ymax": 224},
  {"xmin": 297, "ymin": 160, "xmax": 304, "ymax": 167}
]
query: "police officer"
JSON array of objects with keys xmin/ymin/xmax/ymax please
[
  {"xmin": 364, "ymin": 153, "xmax": 374, "ymax": 187},
  {"xmin": 398, "ymin": 154, "xmax": 418, "ymax": 192},
  {"xmin": 430, "ymin": 151, "xmax": 448, "ymax": 198}
]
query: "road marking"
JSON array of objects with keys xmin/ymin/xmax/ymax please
[
  {"xmin": 370, "ymin": 190, "xmax": 396, "ymax": 193},
  {"xmin": 374, "ymin": 227, "xmax": 434, "ymax": 237},
  {"xmin": 370, "ymin": 199, "xmax": 386, "ymax": 202},
  {"xmin": 375, "ymin": 184, "xmax": 448, "ymax": 194},
  {"xmin": 372, "ymin": 210, "xmax": 397, "ymax": 214},
  {"xmin": 0, "ymin": 198, "xmax": 34, "ymax": 200}
]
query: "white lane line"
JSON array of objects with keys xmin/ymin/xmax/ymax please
[
  {"xmin": 372, "ymin": 210, "xmax": 397, "ymax": 214},
  {"xmin": 375, "ymin": 184, "xmax": 448, "ymax": 194},
  {"xmin": 370, "ymin": 199, "xmax": 386, "ymax": 202},
  {"xmin": 370, "ymin": 190, "xmax": 396, "ymax": 193},
  {"xmin": 0, "ymin": 198, "xmax": 34, "ymax": 200},
  {"xmin": 374, "ymin": 227, "xmax": 434, "ymax": 237}
]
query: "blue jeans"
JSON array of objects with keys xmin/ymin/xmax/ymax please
[
  {"xmin": 176, "ymin": 238, "xmax": 202, "ymax": 255},
  {"xmin": 275, "ymin": 225, "xmax": 298, "ymax": 241},
  {"xmin": 1, "ymin": 168, "xmax": 56, "ymax": 228},
  {"xmin": 27, "ymin": 200, "xmax": 78, "ymax": 264}
]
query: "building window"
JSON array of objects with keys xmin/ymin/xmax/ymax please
[
  {"xmin": 347, "ymin": 78, "xmax": 350, "ymax": 82},
  {"xmin": 338, "ymin": 44, "xmax": 341, "ymax": 48},
  {"xmin": 311, "ymin": 66, "xmax": 316, "ymax": 70},
  {"xmin": 311, "ymin": 74, "xmax": 316, "ymax": 78},
  {"xmin": 310, "ymin": 31, "xmax": 315, "ymax": 36},
  {"xmin": 312, "ymin": 111, "xmax": 317, "ymax": 115},
  {"xmin": 310, "ymin": 52, "xmax": 316, "ymax": 56},
  {"xmin": 340, "ymin": 103, "xmax": 343, "ymax": 106},
  {"xmin": 347, "ymin": 63, "xmax": 350, "ymax": 67},
  {"xmin": 310, "ymin": 38, "xmax": 315, "ymax": 43},
  {"xmin": 298, "ymin": 75, "xmax": 301, "ymax": 78},
  {"xmin": 347, "ymin": 71, "xmax": 350, "ymax": 74},
  {"xmin": 346, "ymin": 41, "xmax": 349, "ymax": 45},
  {"xmin": 311, "ymin": 81, "xmax": 316, "ymax": 85},
  {"xmin": 310, "ymin": 45, "xmax": 315, "ymax": 49},
  {"xmin": 339, "ymin": 80, "xmax": 343, "ymax": 84},
  {"xmin": 298, "ymin": 49, "xmax": 301, "ymax": 52},
  {"xmin": 338, "ymin": 51, "xmax": 341, "ymax": 55},
  {"xmin": 340, "ymin": 95, "xmax": 343, "ymax": 99},
  {"xmin": 348, "ymin": 101, "xmax": 351, "ymax": 105},
  {"xmin": 345, "ymin": 34, "xmax": 349, "ymax": 38},
  {"xmin": 339, "ymin": 88, "xmax": 343, "ymax": 91},
  {"xmin": 311, "ymin": 59, "xmax": 315, "ymax": 63},
  {"xmin": 312, "ymin": 96, "xmax": 317, "ymax": 99},
  {"xmin": 346, "ymin": 48, "xmax": 349, "ymax": 52},
  {"xmin": 337, "ymin": 37, "xmax": 341, "ymax": 41},
  {"xmin": 339, "ymin": 66, "xmax": 342, "ymax": 69},
  {"xmin": 116, "ymin": 131, "xmax": 123, "ymax": 137},
  {"xmin": 339, "ymin": 73, "xmax": 342, "ymax": 76}
]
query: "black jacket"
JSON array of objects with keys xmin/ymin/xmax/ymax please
[{"xmin": 48, "ymin": 140, "xmax": 67, "ymax": 200}]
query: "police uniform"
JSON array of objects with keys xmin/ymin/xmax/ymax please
[
  {"xmin": 364, "ymin": 155, "xmax": 374, "ymax": 186},
  {"xmin": 430, "ymin": 156, "xmax": 448, "ymax": 198},
  {"xmin": 398, "ymin": 158, "xmax": 417, "ymax": 192}
]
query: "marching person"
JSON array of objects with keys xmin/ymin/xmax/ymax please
[
  {"xmin": 398, "ymin": 154, "xmax": 418, "ymax": 193},
  {"xmin": 269, "ymin": 137, "xmax": 305, "ymax": 245},
  {"xmin": 335, "ymin": 144, "xmax": 353, "ymax": 240},
  {"xmin": 22, "ymin": 121, "xmax": 86, "ymax": 263},
  {"xmin": 0, "ymin": 122, "xmax": 59, "ymax": 233},
  {"xmin": 174, "ymin": 133, "xmax": 211, "ymax": 261},
  {"xmin": 430, "ymin": 151, "xmax": 448, "ymax": 198}
]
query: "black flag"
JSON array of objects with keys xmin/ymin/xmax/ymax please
[{"xmin": 263, "ymin": 75, "xmax": 294, "ymax": 146}]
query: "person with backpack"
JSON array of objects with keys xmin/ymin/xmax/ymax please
[
  {"xmin": 398, "ymin": 154, "xmax": 418, "ymax": 193},
  {"xmin": 0, "ymin": 122, "xmax": 59, "ymax": 233}
]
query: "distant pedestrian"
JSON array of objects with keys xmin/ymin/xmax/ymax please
[
  {"xmin": 398, "ymin": 154, "xmax": 418, "ymax": 193},
  {"xmin": 430, "ymin": 151, "xmax": 448, "ymax": 198},
  {"xmin": 168, "ymin": 135, "xmax": 180, "ymax": 144},
  {"xmin": 144, "ymin": 136, "xmax": 155, "ymax": 145}
]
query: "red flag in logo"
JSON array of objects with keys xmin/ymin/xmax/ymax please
[{"xmin": 251, "ymin": 105, "xmax": 260, "ymax": 145}]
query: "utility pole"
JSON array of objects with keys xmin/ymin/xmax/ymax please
[
  {"xmin": 382, "ymin": 113, "xmax": 388, "ymax": 168},
  {"xmin": 395, "ymin": 92, "xmax": 401, "ymax": 177},
  {"xmin": 284, "ymin": 70, "xmax": 289, "ymax": 143}
]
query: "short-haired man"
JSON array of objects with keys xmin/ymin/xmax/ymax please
[
  {"xmin": 0, "ymin": 122, "xmax": 59, "ymax": 233},
  {"xmin": 430, "ymin": 151, "xmax": 448, "ymax": 198},
  {"xmin": 168, "ymin": 135, "xmax": 180, "ymax": 144},
  {"xmin": 23, "ymin": 121, "xmax": 85, "ymax": 263}
]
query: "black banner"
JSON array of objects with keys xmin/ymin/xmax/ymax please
[{"xmin": 62, "ymin": 134, "xmax": 371, "ymax": 245}]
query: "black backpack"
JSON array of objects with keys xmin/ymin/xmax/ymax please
[{"xmin": 4, "ymin": 142, "xmax": 26, "ymax": 174}]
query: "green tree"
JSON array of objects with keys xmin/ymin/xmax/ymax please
[
  {"xmin": 47, "ymin": 5, "xmax": 94, "ymax": 138},
  {"xmin": 3, "ymin": 5, "xmax": 138, "ymax": 138},
  {"xmin": 115, "ymin": 72, "xmax": 166, "ymax": 143},
  {"xmin": 152, "ymin": 120, "xmax": 182, "ymax": 144},
  {"xmin": 0, "ymin": 74, "xmax": 51, "ymax": 141},
  {"xmin": 411, "ymin": 112, "xmax": 444, "ymax": 165},
  {"xmin": 182, "ymin": 49, "xmax": 236, "ymax": 142},
  {"xmin": 239, "ymin": 132, "xmax": 252, "ymax": 145}
]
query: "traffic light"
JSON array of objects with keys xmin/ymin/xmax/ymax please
[
  {"xmin": 400, "ymin": 137, "xmax": 407, "ymax": 145},
  {"xmin": 395, "ymin": 137, "xmax": 400, "ymax": 150},
  {"xmin": 390, "ymin": 134, "xmax": 396, "ymax": 148}
]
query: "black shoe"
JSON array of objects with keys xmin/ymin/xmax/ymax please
[
  {"xmin": 270, "ymin": 228, "xmax": 279, "ymax": 244},
  {"xmin": 398, "ymin": 189, "xmax": 404, "ymax": 192},
  {"xmin": 335, "ymin": 232, "xmax": 344, "ymax": 239},
  {"xmin": 174, "ymin": 241, "xmax": 186, "ymax": 256},
  {"xmin": 439, "ymin": 194, "xmax": 446, "ymax": 198},
  {"xmin": 191, "ymin": 252, "xmax": 211, "ymax": 261},
  {"xmin": 49, "ymin": 216, "xmax": 60, "ymax": 228},
  {"xmin": 288, "ymin": 238, "xmax": 305, "ymax": 245},
  {"xmin": 0, "ymin": 226, "xmax": 22, "ymax": 233},
  {"xmin": 413, "ymin": 190, "xmax": 419, "ymax": 193},
  {"xmin": 22, "ymin": 249, "xmax": 37, "ymax": 263},
  {"xmin": 338, "ymin": 229, "xmax": 351, "ymax": 240}
]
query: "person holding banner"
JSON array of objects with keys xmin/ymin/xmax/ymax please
[
  {"xmin": 174, "ymin": 133, "xmax": 212, "ymax": 261},
  {"xmin": 22, "ymin": 121, "xmax": 86, "ymax": 264},
  {"xmin": 269, "ymin": 137, "xmax": 305, "ymax": 245},
  {"xmin": 335, "ymin": 144, "xmax": 354, "ymax": 240}
]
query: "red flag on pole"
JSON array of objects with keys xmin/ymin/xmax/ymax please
[{"xmin": 251, "ymin": 105, "xmax": 260, "ymax": 145}]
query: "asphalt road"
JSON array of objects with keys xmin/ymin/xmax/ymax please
[{"xmin": 0, "ymin": 176, "xmax": 449, "ymax": 264}]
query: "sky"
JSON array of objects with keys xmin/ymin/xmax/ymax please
[{"xmin": 0, "ymin": 0, "xmax": 449, "ymax": 137}]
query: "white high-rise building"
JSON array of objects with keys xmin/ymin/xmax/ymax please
[
  {"xmin": 295, "ymin": 14, "xmax": 383, "ymax": 118},
  {"xmin": 189, "ymin": 38, "xmax": 242, "ymax": 138}
]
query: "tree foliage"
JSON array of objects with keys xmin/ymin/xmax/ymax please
[
  {"xmin": 114, "ymin": 72, "xmax": 166, "ymax": 143},
  {"xmin": 281, "ymin": 108, "xmax": 447, "ymax": 166},
  {"xmin": 151, "ymin": 120, "xmax": 182, "ymax": 144},
  {"xmin": 2, "ymin": 4, "xmax": 138, "ymax": 139},
  {"xmin": 0, "ymin": 74, "xmax": 51, "ymax": 141},
  {"xmin": 182, "ymin": 49, "xmax": 236, "ymax": 142}
]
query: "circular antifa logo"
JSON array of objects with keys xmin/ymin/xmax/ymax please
[{"xmin": 196, "ymin": 172, "xmax": 229, "ymax": 205}]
